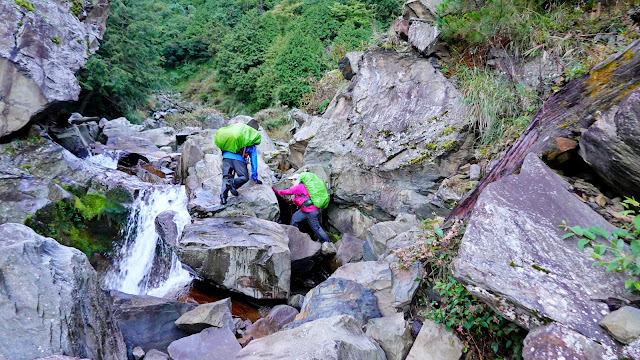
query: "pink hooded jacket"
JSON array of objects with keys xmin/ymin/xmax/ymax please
[{"xmin": 273, "ymin": 183, "xmax": 319, "ymax": 213}]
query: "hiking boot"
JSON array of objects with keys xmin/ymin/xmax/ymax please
[
  {"xmin": 229, "ymin": 183, "xmax": 239, "ymax": 196},
  {"xmin": 220, "ymin": 193, "xmax": 228, "ymax": 205}
]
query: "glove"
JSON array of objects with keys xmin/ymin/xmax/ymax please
[{"xmin": 254, "ymin": 179, "xmax": 263, "ymax": 185}]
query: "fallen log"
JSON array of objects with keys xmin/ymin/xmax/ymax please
[{"xmin": 447, "ymin": 39, "xmax": 640, "ymax": 222}]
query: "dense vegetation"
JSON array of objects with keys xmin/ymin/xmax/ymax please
[{"xmin": 77, "ymin": 0, "xmax": 403, "ymax": 120}]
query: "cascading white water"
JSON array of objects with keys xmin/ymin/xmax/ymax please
[
  {"xmin": 104, "ymin": 186, "xmax": 193, "ymax": 296},
  {"xmin": 87, "ymin": 149, "xmax": 122, "ymax": 169}
]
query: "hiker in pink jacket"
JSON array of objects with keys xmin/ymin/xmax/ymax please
[{"xmin": 272, "ymin": 174, "xmax": 331, "ymax": 243}]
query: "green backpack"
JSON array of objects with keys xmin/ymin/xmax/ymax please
[
  {"xmin": 214, "ymin": 123, "xmax": 262, "ymax": 154},
  {"xmin": 299, "ymin": 172, "xmax": 330, "ymax": 209}
]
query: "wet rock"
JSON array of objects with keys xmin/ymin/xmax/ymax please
[
  {"xmin": 333, "ymin": 234, "xmax": 365, "ymax": 268},
  {"xmin": 246, "ymin": 305, "xmax": 299, "ymax": 339},
  {"xmin": 167, "ymin": 327, "xmax": 241, "ymax": 360},
  {"xmin": 0, "ymin": 224, "xmax": 127, "ymax": 360},
  {"xmin": 523, "ymin": 323, "xmax": 617, "ymax": 360},
  {"xmin": 144, "ymin": 350, "xmax": 170, "ymax": 360},
  {"xmin": 154, "ymin": 210, "xmax": 182, "ymax": 248},
  {"xmin": 181, "ymin": 130, "xmax": 279, "ymax": 221},
  {"xmin": 237, "ymin": 315, "xmax": 386, "ymax": 360},
  {"xmin": 599, "ymin": 306, "xmax": 640, "ymax": 344},
  {"xmin": 580, "ymin": 89, "xmax": 640, "ymax": 197},
  {"xmin": 366, "ymin": 313, "xmax": 414, "ymax": 360},
  {"xmin": 302, "ymin": 49, "xmax": 470, "ymax": 221},
  {"xmin": 287, "ymin": 278, "xmax": 381, "ymax": 329},
  {"xmin": 0, "ymin": 0, "xmax": 109, "ymax": 138},
  {"xmin": 408, "ymin": 21, "xmax": 440, "ymax": 56},
  {"xmin": 282, "ymin": 224, "xmax": 321, "ymax": 274},
  {"xmin": 452, "ymin": 153, "xmax": 627, "ymax": 346},
  {"xmin": 338, "ymin": 51, "xmax": 364, "ymax": 81},
  {"xmin": 109, "ymin": 291, "xmax": 197, "ymax": 355},
  {"xmin": 327, "ymin": 206, "xmax": 375, "ymax": 240},
  {"xmin": 366, "ymin": 213, "xmax": 419, "ymax": 259},
  {"xmin": 178, "ymin": 217, "xmax": 291, "ymax": 299},
  {"xmin": 175, "ymin": 298, "xmax": 235, "ymax": 334},
  {"xmin": 406, "ymin": 319, "xmax": 464, "ymax": 360}
]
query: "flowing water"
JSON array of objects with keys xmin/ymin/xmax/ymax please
[
  {"xmin": 87, "ymin": 149, "xmax": 122, "ymax": 169},
  {"xmin": 104, "ymin": 186, "xmax": 193, "ymax": 297}
]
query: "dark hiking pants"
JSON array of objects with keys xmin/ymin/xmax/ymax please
[
  {"xmin": 221, "ymin": 158, "xmax": 249, "ymax": 196},
  {"xmin": 291, "ymin": 209, "xmax": 331, "ymax": 243}
]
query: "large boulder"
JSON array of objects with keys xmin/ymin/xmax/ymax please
[
  {"xmin": 523, "ymin": 323, "xmax": 618, "ymax": 360},
  {"xmin": 0, "ymin": 224, "xmax": 127, "ymax": 360},
  {"xmin": 366, "ymin": 213, "xmax": 419, "ymax": 259},
  {"xmin": 174, "ymin": 298, "xmax": 235, "ymax": 334},
  {"xmin": 167, "ymin": 327, "xmax": 240, "ymax": 360},
  {"xmin": 180, "ymin": 130, "xmax": 279, "ymax": 221},
  {"xmin": 282, "ymin": 224, "xmax": 321, "ymax": 274},
  {"xmin": 579, "ymin": 89, "xmax": 640, "ymax": 197},
  {"xmin": 332, "ymin": 234, "xmax": 365, "ymax": 269},
  {"xmin": 287, "ymin": 278, "xmax": 381, "ymax": 329},
  {"xmin": 452, "ymin": 153, "xmax": 629, "ymax": 347},
  {"xmin": 406, "ymin": 319, "xmax": 464, "ymax": 360},
  {"xmin": 302, "ymin": 49, "xmax": 470, "ymax": 221},
  {"xmin": 137, "ymin": 127, "xmax": 177, "ymax": 148},
  {"xmin": 327, "ymin": 206, "xmax": 375, "ymax": 240},
  {"xmin": 109, "ymin": 291, "xmax": 197, "ymax": 356},
  {"xmin": 237, "ymin": 315, "xmax": 386, "ymax": 360},
  {"xmin": 246, "ymin": 305, "xmax": 299, "ymax": 339},
  {"xmin": 408, "ymin": 21, "xmax": 440, "ymax": 56},
  {"xmin": 178, "ymin": 217, "xmax": 291, "ymax": 299},
  {"xmin": 0, "ymin": 0, "xmax": 110, "ymax": 138},
  {"xmin": 366, "ymin": 313, "xmax": 414, "ymax": 360}
]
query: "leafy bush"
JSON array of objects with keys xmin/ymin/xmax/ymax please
[{"xmin": 561, "ymin": 197, "xmax": 640, "ymax": 291}]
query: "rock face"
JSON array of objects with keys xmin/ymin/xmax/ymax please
[
  {"xmin": 109, "ymin": 291, "xmax": 197, "ymax": 355},
  {"xmin": 452, "ymin": 153, "xmax": 628, "ymax": 346},
  {"xmin": 302, "ymin": 49, "xmax": 470, "ymax": 221},
  {"xmin": 178, "ymin": 217, "xmax": 291, "ymax": 299},
  {"xmin": 288, "ymin": 278, "xmax": 381, "ymax": 329},
  {"xmin": 237, "ymin": 315, "xmax": 386, "ymax": 360},
  {"xmin": 0, "ymin": 224, "xmax": 126, "ymax": 360},
  {"xmin": 523, "ymin": 323, "xmax": 617, "ymax": 360},
  {"xmin": 580, "ymin": 89, "xmax": 640, "ymax": 197},
  {"xmin": 327, "ymin": 206, "xmax": 375, "ymax": 240},
  {"xmin": 180, "ymin": 130, "xmax": 279, "ymax": 221},
  {"xmin": 0, "ymin": 0, "xmax": 110, "ymax": 138},
  {"xmin": 406, "ymin": 319, "xmax": 464, "ymax": 360},
  {"xmin": 167, "ymin": 327, "xmax": 240, "ymax": 360},
  {"xmin": 174, "ymin": 298, "xmax": 235, "ymax": 334},
  {"xmin": 0, "ymin": 135, "xmax": 147, "ymax": 225}
]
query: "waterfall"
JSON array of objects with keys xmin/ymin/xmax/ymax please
[
  {"xmin": 104, "ymin": 186, "xmax": 193, "ymax": 297},
  {"xmin": 87, "ymin": 149, "xmax": 122, "ymax": 169}
]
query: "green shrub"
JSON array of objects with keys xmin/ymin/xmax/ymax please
[{"xmin": 562, "ymin": 197, "xmax": 640, "ymax": 291}]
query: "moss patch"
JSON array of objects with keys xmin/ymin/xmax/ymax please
[
  {"xmin": 14, "ymin": 0, "xmax": 35, "ymax": 11},
  {"xmin": 25, "ymin": 191, "xmax": 129, "ymax": 258}
]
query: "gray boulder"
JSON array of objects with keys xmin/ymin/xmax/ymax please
[
  {"xmin": 202, "ymin": 113, "xmax": 227, "ymax": 129},
  {"xmin": 580, "ymin": 89, "xmax": 640, "ymax": 197},
  {"xmin": 246, "ymin": 305, "xmax": 299, "ymax": 339},
  {"xmin": 523, "ymin": 323, "xmax": 617, "ymax": 360},
  {"xmin": 175, "ymin": 298, "xmax": 235, "ymax": 334},
  {"xmin": 366, "ymin": 213, "xmax": 419, "ymax": 259},
  {"xmin": 452, "ymin": 153, "xmax": 628, "ymax": 346},
  {"xmin": 137, "ymin": 127, "xmax": 177, "ymax": 148},
  {"xmin": 167, "ymin": 327, "xmax": 240, "ymax": 360},
  {"xmin": 143, "ymin": 350, "xmax": 170, "ymax": 360},
  {"xmin": 327, "ymin": 206, "xmax": 375, "ymax": 240},
  {"xmin": 338, "ymin": 51, "xmax": 364, "ymax": 80},
  {"xmin": 181, "ymin": 130, "xmax": 279, "ymax": 221},
  {"xmin": 288, "ymin": 113, "xmax": 324, "ymax": 169},
  {"xmin": 0, "ymin": 0, "xmax": 109, "ymax": 138},
  {"xmin": 237, "ymin": 315, "xmax": 386, "ymax": 360},
  {"xmin": 303, "ymin": 49, "xmax": 470, "ymax": 221},
  {"xmin": 366, "ymin": 313, "xmax": 414, "ymax": 360},
  {"xmin": 403, "ymin": 0, "xmax": 438, "ymax": 22},
  {"xmin": 599, "ymin": 306, "xmax": 640, "ymax": 344},
  {"xmin": 109, "ymin": 291, "xmax": 196, "ymax": 355},
  {"xmin": 406, "ymin": 319, "xmax": 464, "ymax": 360},
  {"xmin": 332, "ymin": 234, "xmax": 365, "ymax": 268},
  {"xmin": 287, "ymin": 278, "xmax": 381, "ymax": 329},
  {"xmin": 408, "ymin": 21, "xmax": 440, "ymax": 56},
  {"xmin": 178, "ymin": 217, "xmax": 291, "ymax": 299},
  {"xmin": 282, "ymin": 224, "xmax": 321, "ymax": 274},
  {"xmin": 0, "ymin": 224, "xmax": 127, "ymax": 360}
]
